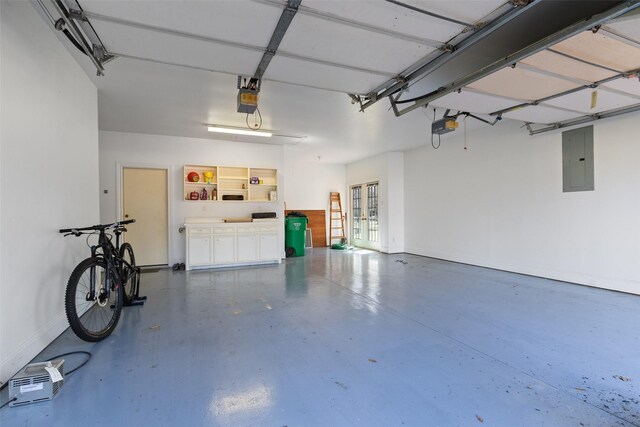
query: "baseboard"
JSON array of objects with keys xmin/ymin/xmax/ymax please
[{"xmin": 0, "ymin": 312, "xmax": 68, "ymax": 386}]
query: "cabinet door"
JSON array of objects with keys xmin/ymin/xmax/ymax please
[
  {"xmin": 259, "ymin": 233, "xmax": 280, "ymax": 260},
  {"xmin": 188, "ymin": 236, "xmax": 212, "ymax": 266},
  {"xmin": 237, "ymin": 234, "xmax": 258, "ymax": 262},
  {"xmin": 213, "ymin": 235, "xmax": 236, "ymax": 264}
]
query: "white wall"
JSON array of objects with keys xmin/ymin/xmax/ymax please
[
  {"xmin": 404, "ymin": 117, "xmax": 640, "ymax": 295},
  {"xmin": 99, "ymin": 131, "xmax": 286, "ymax": 264},
  {"xmin": 347, "ymin": 152, "xmax": 405, "ymax": 253},
  {"xmin": 0, "ymin": 2, "xmax": 99, "ymax": 384},
  {"xmin": 282, "ymin": 147, "xmax": 346, "ymax": 244}
]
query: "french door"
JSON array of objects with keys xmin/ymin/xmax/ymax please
[{"xmin": 350, "ymin": 182, "xmax": 380, "ymax": 251}]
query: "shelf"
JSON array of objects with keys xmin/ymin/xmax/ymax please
[{"xmin": 185, "ymin": 164, "xmax": 276, "ymax": 202}]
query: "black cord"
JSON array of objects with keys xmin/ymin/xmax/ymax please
[
  {"xmin": 49, "ymin": 351, "xmax": 92, "ymax": 376},
  {"xmin": 431, "ymin": 108, "xmax": 441, "ymax": 149},
  {"xmin": 0, "ymin": 397, "xmax": 17, "ymax": 409},
  {"xmin": 62, "ymin": 28, "xmax": 87, "ymax": 56},
  {"xmin": 0, "ymin": 351, "xmax": 91, "ymax": 409}
]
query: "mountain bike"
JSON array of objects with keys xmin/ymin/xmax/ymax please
[{"xmin": 59, "ymin": 219, "xmax": 145, "ymax": 342}]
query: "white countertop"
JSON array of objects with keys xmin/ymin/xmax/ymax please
[{"xmin": 184, "ymin": 217, "xmax": 280, "ymax": 226}]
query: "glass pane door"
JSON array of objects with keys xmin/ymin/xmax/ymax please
[{"xmin": 350, "ymin": 182, "xmax": 380, "ymax": 251}]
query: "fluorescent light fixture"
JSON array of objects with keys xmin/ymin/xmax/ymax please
[{"xmin": 207, "ymin": 125, "xmax": 272, "ymax": 137}]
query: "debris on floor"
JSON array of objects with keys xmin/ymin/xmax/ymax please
[
  {"xmin": 476, "ymin": 415, "xmax": 484, "ymax": 423},
  {"xmin": 395, "ymin": 259, "xmax": 408, "ymax": 265},
  {"xmin": 149, "ymin": 324, "xmax": 160, "ymax": 330},
  {"xmin": 368, "ymin": 358, "xmax": 378, "ymax": 363},
  {"xmin": 613, "ymin": 375, "xmax": 631, "ymax": 382},
  {"xmin": 334, "ymin": 381, "xmax": 348, "ymax": 390}
]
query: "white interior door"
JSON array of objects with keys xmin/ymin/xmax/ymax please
[
  {"xmin": 350, "ymin": 182, "xmax": 380, "ymax": 251},
  {"xmin": 122, "ymin": 167, "xmax": 168, "ymax": 266}
]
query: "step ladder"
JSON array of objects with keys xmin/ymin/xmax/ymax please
[{"xmin": 329, "ymin": 192, "xmax": 346, "ymax": 244}]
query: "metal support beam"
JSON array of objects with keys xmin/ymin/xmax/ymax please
[
  {"xmin": 48, "ymin": 0, "xmax": 104, "ymax": 75},
  {"xmin": 252, "ymin": 0, "xmax": 446, "ymax": 49},
  {"xmin": 73, "ymin": 8, "xmax": 391, "ymax": 83},
  {"xmin": 388, "ymin": 0, "xmax": 640, "ymax": 117},
  {"xmin": 526, "ymin": 103, "xmax": 640, "ymax": 135},
  {"xmin": 254, "ymin": 0, "xmax": 301, "ymax": 80},
  {"xmin": 360, "ymin": 0, "xmax": 534, "ymax": 111}
]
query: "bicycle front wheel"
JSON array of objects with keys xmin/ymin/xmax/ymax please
[
  {"xmin": 65, "ymin": 257, "xmax": 123, "ymax": 342},
  {"xmin": 119, "ymin": 243, "xmax": 138, "ymax": 305}
]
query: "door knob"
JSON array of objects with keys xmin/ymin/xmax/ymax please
[{"xmin": 124, "ymin": 214, "xmax": 130, "ymax": 218}]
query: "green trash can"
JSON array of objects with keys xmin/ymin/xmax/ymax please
[{"xmin": 285, "ymin": 216, "xmax": 308, "ymax": 257}]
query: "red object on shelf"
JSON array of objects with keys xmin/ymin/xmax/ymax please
[
  {"xmin": 189, "ymin": 191, "xmax": 199, "ymax": 200},
  {"xmin": 187, "ymin": 172, "xmax": 200, "ymax": 182}
]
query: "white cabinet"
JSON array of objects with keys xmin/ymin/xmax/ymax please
[
  {"xmin": 188, "ymin": 236, "xmax": 212, "ymax": 266},
  {"xmin": 236, "ymin": 227, "xmax": 258, "ymax": 262},
  {"xmin": 259, "ymin": 225, "xmax": 280, "ymax": 260},
  {"xmin": 185, "ymin": 220, "xmax": 281, "ymax": 270},
  {"xmin": 186, "ymin": 227, "xmax": 213, "ymax": 266},
  {"xmin": 213, "ymin": 226, "xmax": 236, "ymax": 264}
]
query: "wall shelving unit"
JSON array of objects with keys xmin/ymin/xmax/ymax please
[{"xmin": 184, "ymin": 165, "xmax": 277, "ymax": 202}]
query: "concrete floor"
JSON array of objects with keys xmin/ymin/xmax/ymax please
[{"xmin": 1, "ymin": 248, "xmax": 639, "ymax": 426}]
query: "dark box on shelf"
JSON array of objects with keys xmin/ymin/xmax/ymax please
[{"xmin": 252, "ymin": 212, "xmax": 277, "ymax": 219}]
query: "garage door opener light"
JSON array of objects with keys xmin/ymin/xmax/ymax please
[{"xmin": 207, "ymin": 125, "xmax": 272, "ymax": 138}]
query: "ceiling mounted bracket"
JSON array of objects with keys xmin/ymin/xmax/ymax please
[
  {"xmin": 48, "ymin": 0, "xmax": 105, "ymax": 75},
  {"xmin": 348, "ymin": 94, "xmax": 365, "ymax": 112},
  {"xmin": 67, "ymin": 8, "xmax": 86, "ymax": 22}
]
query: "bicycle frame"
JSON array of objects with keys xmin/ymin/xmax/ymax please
[{"xmin": 87, "ymin": 228, "xmax": 130, "ymax": 301}]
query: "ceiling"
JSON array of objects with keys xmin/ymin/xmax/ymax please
[{"xmin": 34, "ymin": 0, "xmax": 640, "ymax": 163}]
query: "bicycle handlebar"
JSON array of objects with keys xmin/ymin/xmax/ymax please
[{"xmin": 59, "ymin": 219, "xmax": 136, "ymax": 234}]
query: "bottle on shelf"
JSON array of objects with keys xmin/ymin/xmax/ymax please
[{"xmin": 213, "ymin": 188, "xmax": 217, "ymax": 201}]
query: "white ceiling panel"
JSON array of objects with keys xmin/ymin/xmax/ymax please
[
  {"xmin": 551, "ymin": 31, "xmax": 640, "ymax": 72},
  {"xmin": 78, "ymin": 0, "xmax": 280, "ymax": 47},
  {"xmin": 279, "ymin": 14, "xmax": 437, "ymax": 75},
  {"xmin": 89, "ymin": 21, "xmax": 261, "ymax": 76},
  {"xmin": 542, "ymin": 88, "xmax": 640, "ymax": 114},
  {"xmin": 520, "ymin": 50, "xmax": 617, "ymax": 83},
  {"xmin": 602, "ymin": 77, "xmax": 640, "ymax": 98},
  {"xmin": 503, "ymin": 105, "xmax": 583, "ymax": 124},
  {"xmin": 430, "ymin": 89, "xmax": 518, "ymax": 114},
  {"xmin": 264, "ymin": 55, "xmax": 386, "ymax": 94},
  {"xmin": 299, "ymin": 0, "xmax": 467, "ymax": 44},
  {"xmin": 467, "ymin": 67, "xmax": 581, "ymax": 101},
  {"xmin": 605, "ymin": 14, "xmax": 640, "ymax": 42}
]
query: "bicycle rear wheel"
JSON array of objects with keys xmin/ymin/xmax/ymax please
[
  {"xmin": 65, "ymin": 257, "xmax": 123, "ymax": 342},
  {"xmin": 119, "ymin": 243, "xmax": 138, "ymax": 305}
]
